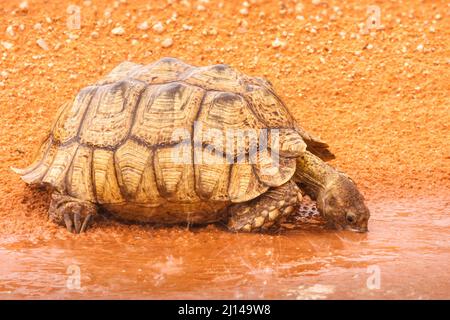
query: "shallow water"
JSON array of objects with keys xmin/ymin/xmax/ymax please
[{"xmin": 0, "ymin": 196, "xmax": 449, "ymax": 299}]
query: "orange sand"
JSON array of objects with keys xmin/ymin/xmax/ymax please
[{"xmin": 0, "ymin": 1, "xmax": 449, "ymax": 238}]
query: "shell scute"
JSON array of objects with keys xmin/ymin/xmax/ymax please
[
  {"xmin": 131, "ymin": 82, "xmax": 205, "ymax": 146},
  {"xmin": 79, "ymin": 79, "xmax": 147, "ymax": 148}
]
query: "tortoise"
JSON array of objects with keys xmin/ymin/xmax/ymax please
[{"xmin": 12, "ymin": 57, "xmax": 370, "ymax": 234}]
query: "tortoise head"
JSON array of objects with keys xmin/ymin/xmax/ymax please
[{"xmin": 317, "ymin": 174, "xmax": 370, "ymax": 232}]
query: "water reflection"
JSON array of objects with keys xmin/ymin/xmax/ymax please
[{"xmin": 0, "ymin": 196, "xmax": 449, "ymax": 299}]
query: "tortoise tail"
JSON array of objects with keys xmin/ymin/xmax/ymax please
[
  {"xmin": 11, "ymin": 134, "xmax": 56, "ymax": 184},
  {"xmin": 305, "ymin": 140, "xmax": 335, "ymax": 162},
  {"xmin": 295, "ymin": 125, "xmax": 335, "ymax": 161}
]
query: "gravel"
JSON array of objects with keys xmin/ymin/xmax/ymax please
[
  {"xmin": 111, "ymin": 26, "xmax": 125, "ymax": 35},
  {"xmin": 36, "ymin": 39, "xmax": 49, "ymax": 51},
  {"xmin": 161, "ymin": 37, "xmax": 173, "ymax": 48}
]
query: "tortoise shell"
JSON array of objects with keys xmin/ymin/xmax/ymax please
[{"xmin": 13, "ymin": 58, "xmax": 328, "ymax": 222}]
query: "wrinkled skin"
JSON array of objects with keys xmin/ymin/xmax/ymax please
[{"xmin": 317, "ymin": 175, "xmax": 370, "ymax": 232}]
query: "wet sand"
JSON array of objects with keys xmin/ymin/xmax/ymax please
[{"xmin": 0, "ymin": 0, "xmax": 449, "ymax": 299}]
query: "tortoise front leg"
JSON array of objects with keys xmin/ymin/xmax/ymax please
[
  {"xmin": 227, "ymin": 180, "xmax": 302, "ymax": 232},
  {"xmin": 49, "ymin": 192, "xmax": 98, "ymax": 233}
]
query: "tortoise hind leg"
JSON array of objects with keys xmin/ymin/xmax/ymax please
[
  {"xmin": 49, "ymin": 192, "xmax": 98, "ymax": 233},
  {"xmin": 227, "ymin": 180, "xmax": 301, "ymax": 232}
]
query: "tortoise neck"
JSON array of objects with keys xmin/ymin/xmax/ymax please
[{"xmin": 294, "ymin": 151, "xmax": 339, "ymax": 199}]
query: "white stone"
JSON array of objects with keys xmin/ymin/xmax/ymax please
[
  {"xmin": 6, "ymin": 26, "xmax": 15, "ymax": 37},
  {"xmin": 36, "ymin": 38, "xmax": 49, "ymax": 50},
  {"xmin": 137, "ymin": 21, "xmax": 149, "ymax": 31},
  {"xmin": 1, "ymin": 41, "xmax": 14, "ymax": 50},
  {"xmin": 111, "ymin": 26, "xmax": 125, "ymax": 35},
  {"xmin": 152, "ymin": 22, "xmax": 164, "ymax": 33},
  {"xmin": 161, "ymin": 37, "xmax": 173, "ymax": 48},
  {"xmin": 295, "ymin": 3, "xmax": 304, "ymax": 13},
  {"xmin": 182, "ymin": 24, "xmax": 193, "ymax": 31},
  {"xmin": 19, "ymin": 1, "xmax": 28, "ymax": 11},
  {"xmin": 239, "ymin": 8, "xmax": 248, "ymax": 15},
  {"xmin": 272, "ymin": 38, "xmax": 284, "ymax": 48}
]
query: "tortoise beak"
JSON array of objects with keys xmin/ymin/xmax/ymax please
[{"xmin": 344, "ymin": 221, "xmax": 368, "ymax": 233}]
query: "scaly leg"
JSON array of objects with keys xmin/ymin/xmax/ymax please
[
  {"xmin": 48, "ymin": 192, "xmax": 97, "ymax": 233},
  {"xmin": 227, "ymin": 180, "xmax": 302, "ymax": 232}
]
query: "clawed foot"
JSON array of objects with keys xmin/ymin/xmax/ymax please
[
  {"xmin": 49, "ymin": 193, "xmax": 97, "ymax": 234},
  {"xmin": 63, "ymin": 207, "xmax": 93, "ymax": 234}
]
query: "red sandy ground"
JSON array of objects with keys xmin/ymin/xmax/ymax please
[{"xmin": 0, "ymin": 0, "xmax": 449, "ymax": 238}]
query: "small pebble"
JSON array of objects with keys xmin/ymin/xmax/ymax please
[
  {"xmin": 111, "ymin": 26, "xmax": 125, "ymax": 35},
  {"xmin": 33, "ymin": 23, "xmax": 42, "ymax": 31},
  {"xmin": 239, "ymin": 8, "xmax": 249, "ymax": 15},
  {"xmin": 295, "ymin": 3, "xmax": 304, "ymax": 13},
  {"xmin": 416, "ymin": 44, "xmax": 424, "ymax": 51},
  {"xmin": 182, "ymin": 24, "xmax": 193, "ymax": 31},
  {"xmin": 90, "ymin": 31, "xmax": 99, "ymax": 38},
  {"xmin": 6, "ymin": 26, "xmax": 15, "ymax": 37},
  {"xmin": 1, "ymin": 41, "xmax": 14, "ymax": 50},
  {"xmin": 161, "ymin": 37, "xmax": 173, "ymax": 48},
  {"xmin": 36, "ymin": 38, "xmax": 49, "ymax": 51},
  {"xmin": 272, "ymin": 38, "xmax": 284, "ymax": 48},
  {"xmin": 137, "ymin": 21, "xmax": 149, "ymax": 31},
  {"xmin": 131, "ymin": 39, "xmax": 139, "ymax": 45},
  {"xmin": 19, "ymin": 1, "xmax": 29, "ymax": 12},
  {"xmin": 152, "ymin": 22, "xmax": 164, "ymax": 34},
  {"xmin": 68, "ymin": 33, "xmax": 79, "ymax": 40}
]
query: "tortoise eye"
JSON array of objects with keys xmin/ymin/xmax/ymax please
[{"xmin": 346, "ymin": 213, "xmax": 356, "ymax": 223}]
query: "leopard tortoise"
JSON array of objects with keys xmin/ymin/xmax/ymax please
[{"xmin": 12, "ymin": 57, "xmax": 370, "ymax": 233}]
